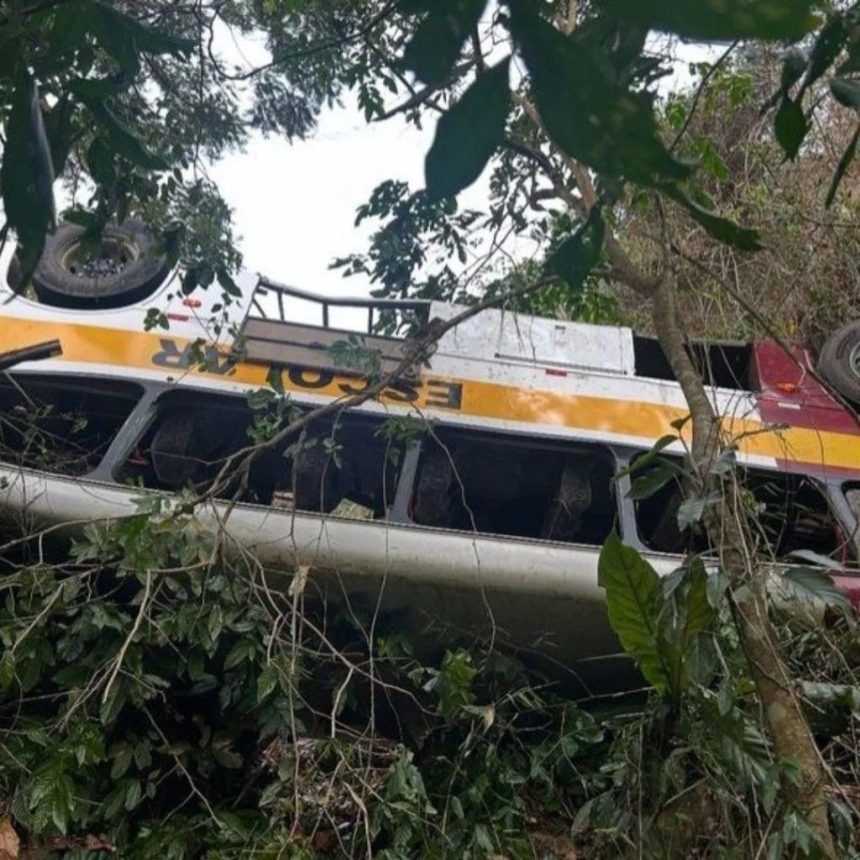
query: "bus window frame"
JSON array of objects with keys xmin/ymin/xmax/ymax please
[
  {"xmin": 396, "ymin": 425, "xmax": 626, "ymax": 547},
  {"xmin": 0, "ymin": 372, "xmax": 149, "ymax": 481}
]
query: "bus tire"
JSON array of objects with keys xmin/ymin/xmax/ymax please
[
  {"xmin": 24, "ymin": 220, "xmax": 169, "ymax": 309},
  {"xmin": 817, "ymin": 320, "xmax": 860, "ymax": 403}
]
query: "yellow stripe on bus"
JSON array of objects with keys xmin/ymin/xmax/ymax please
[{"xmin": 3, "ymin": 317, "xmax": 860, "ymax": 475}]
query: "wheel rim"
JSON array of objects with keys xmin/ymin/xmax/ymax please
[{"xmin": 60, "ymin": 233, "xmax": 139, "ymax": 280}]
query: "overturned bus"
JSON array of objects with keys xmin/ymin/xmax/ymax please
[{"xmin": 1, "ymin": 222, "xmax": 859, "ymax": 689}]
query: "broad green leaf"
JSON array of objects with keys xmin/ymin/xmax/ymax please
[
  {"xmin": 627, "ymin": 457, "xmax": 681, "ymax": 501},
  {"xmin": 92, "ymin": 1, "xmax": 195, "ymax": 56},
  {"xmin": 614, "ymin": 435, "xmax": 679, "ymax": 481},
  {"xmin": 1, "ymin": 73, "xmax": 55, "ymax": 272},
  {"xmin": 42, "ymin": 96, "xmax": 75, "ymax": 175},
  {"xmin": 402, "ymin": 0, "xmax": 488, "ymax": 85},
  {"xmin": 68, "ymin": 76, "xmax": 126, "ymax": 100},
  {"xmin": 678, "ymin": 557, "xmax": 712, "ymax": 643},
  {"xmin": 598, "ymin": 532, "xmax": 670, "ymax": 692},
  {"xmin": 597, "ymin": 0, "xmax": 817, "ymax": 41},
  {"xmin": 659, "ymin": 183, "xmax": 762, "ymax": 251},
  {"xmin": 110, "ymin": 747, "xmax": 133, "ymax": 779},
  {"xmin": 425, "ymin": 58, "xmax": 510, "ymax": 201},
  {"xmin": 780, "ymin": 48, "xmax": 808, "ymax": 92},
  {"xmin": 825, "ymin": 125, "xmax": 859, "ymax": 208},
  {"xmin": 546, "ymin": 211, "xmax": 605, "ymax": 288},
  {"xmin": 778, "ymin": 566, "xmax": 851, "ymax": 612},
  {"xmin": 256, "ymin": 664, "xmax": 278, "ymax": 702},
  {"xmin": 676, "ymin": 491, "xmax": 720, "ymax": 530},
  {"xmin": 831, "ymin": 77, "xmax": 860, "ymax": 111},
  {"xmin": 801, "ymin": 15, "xmax": 847, "ymax": 94},
  {"xmin": 508, "ymin": 0, "xmax": 689, "ymax": 184},
  {"xmin": 838, "ymin": 36, "xmax": 860, "ymax": 75},
  {"xmin": 774, "ymin": 97, "xmax": 808, "ymax": 159},
  {"xmin": 658, "ymin": 557, "xmax": 714, "ymax": 695},
  {"xmin": 702, "ymin": 696, "xmax": 771, "ymax": 787},
  {"xmin": 86, "ymin": 136, "xmax": 116, "ymax": 186}
]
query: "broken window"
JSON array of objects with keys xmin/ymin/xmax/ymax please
[
  {"xmin": 0, "ymin": 374, "xmax": 142, "ymax": 476},
  {"xmin": 410, "ymin": 429, "xmax": 617, "ymax": 544},
  {"xmin": 635, "ymin": 455, "xmax": 852, "ymax": 562},
  {"xmin": 120, "ymin": 390, "xmax": 403, "ymax": 519},
  {"xmin": 633, "ymin": 336, "xmax": 752, "ymax": 391}
]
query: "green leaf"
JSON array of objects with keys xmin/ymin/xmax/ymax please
[
  {"xmin": 676, "ymin": 491, "xmax": 720, "ymax": 530},
  {"xmin": 256, "ymin": 664, "xmax": 278, "ymax": 702},
  {"xmin": 86, "ymin": 136, "xmax": 116, "ymax": 186},
  {"xmin": 825, "ymin": 125, "xmax": 859, "ymax": 208},
  {"xmin": 224, "ymin": 638, "xmax": 256, "ymax": 669},
  {"xmin": 100, "ymin": 681, "xmax": 125, "ymax": 725},
  {"xmin": 703, "ymin": 697, "xmax": 771, "ymax": 787},
  {"xmin": 402, "ymin": 0, "xmax": 488, "ymax": 85},
  {"xmin": 547, "ymin": 210, "xmax": 605, "ymax": 289},
  {"xmin": 831, "ymin": 76, "xmax": 860, "ymax": 111},
  {"xmin": 54, "ymin": 0, "xmax": 195, "ymax": 70},
  {"xmin": 0, "ymin": 654, "xmax": 15, "ymax": 691},
  {"xmin": 774, "ymin": 96, "xmax": 808, "ymax": 159},
  {"xmin": 802, "ymin": 15, "xmax": 847, "ymax": 94},
  {"xmin": 659, "ymin": 183, "xmax": 762, "ymax": 251},
  {"xmin": 110, "ymin": 747, "xmax": 133, "ymax": 779},
  {"xmin": 1, "ymin": 72, "xmax": 55, "ymax": 270},
  {"xmin": 678, "ymin": 558, "xmax": 712, "ymax": 643},
  {"xmin": 598, "ymin": 532, "xmax": 670, "ymax": 692},
  {"xmin": 780, "ymin": 48, "xmax": 808, "ymax": 92},
  {"xmin": 76, "ymin": 92, "xmax": 166, "ymax": 169},
  {"xmin": 508, "ymin": 0, "xmax": 689, "ymax": 184},
  {"xmin": 212, "ymin": 739, "xmax": 243, "ymax": 769},
  {"xmin": 692, "ymin": 136, "xmax": 729, "ymax": 182},
  {"xmin": 615, "ymin": 435, "xmax": 679, "ymax": 481},
  {"xmin": 43, "ymin": 96, "xmax": 75, "ymax": 176},
  {"xmin": 627, "ymin": 457, "xmax": 681, "ymax": 501},
  {"xmin": 425, "ymin": 58, "xmax": 510, "ymax": 201},
  {"xmin": 68, "ymin": 76, "xmax": 126, "ymax": 100},
  {"xmin": 778, "ymin": 567, "xmax": 851, "ymax": 612},
  {"xmin": 124, "ymin": 779, "xmax": 142, "ymax": 810},
  {"xmin": 597, "ymin": 0, "xmax": 817, "ymax": 41}
]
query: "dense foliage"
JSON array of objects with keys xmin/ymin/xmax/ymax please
[
  {"xmin": 1, "ymin": 479, "xmax": 857, "ymax": 858},
  {"xmin": 5, "ymin": 0, "xmax": 860, "ymax": 857}
]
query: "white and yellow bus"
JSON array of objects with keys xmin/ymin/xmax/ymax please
[{"xmin": 1, "ymin": 222, "xmax": 859, "ymax": 686}]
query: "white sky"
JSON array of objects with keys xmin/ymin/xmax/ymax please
[{"xmin": 209, "ymin": 97, "xmax": 439, "ymax": 300}]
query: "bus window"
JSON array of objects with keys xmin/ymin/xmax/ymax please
[
  {"xmin": 632, "ymin": 456, "xmax": 711, "ymax": 554},
  {"xmin": 0, "ymin": 375, "xmax": 142, "ymax": 477},
  {"xmin": 634, "ymin": 456, "xmax": 851, "ymax": 562},
  {"xmin": 411, "ymin": 429, "xmax": 617, "ymax": 544},
  {"xmin": 120, "ymin": 392, "xmax": 403, "ymax": 519},
  {"xmin": 746, "ymin": 473, "xmax": 848, "ymax": 560}
]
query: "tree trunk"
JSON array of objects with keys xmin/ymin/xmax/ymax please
[{"xmin": 650, "ymin": 279, "xmax": 835, "ymax": 856}]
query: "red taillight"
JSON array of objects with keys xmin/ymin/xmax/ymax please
[{"xmin": 775, "ymin": 382, "xmax": 798, "ymax": 394}]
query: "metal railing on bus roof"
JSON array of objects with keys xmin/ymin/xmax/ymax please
[{"xmin": 254, "ymin": 277, "xmax": 430, "ymax": 335}]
